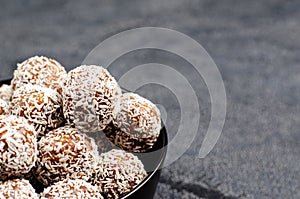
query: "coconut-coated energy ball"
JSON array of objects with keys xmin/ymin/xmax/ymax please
[
  {"xmin": 63, "ymin": 65, "xmax": 121, "ymax": 133},
  {"xmin": 10, "ymin": 84, "xmax": 64, "ymax": 137},
  {"xmin": 0, "ymin": 84, "xmax": 12, "ymax": 102},
  {"xmin": 12, "ymin": 56, "xmax": 67, "ymax": 94},
  {"xmin": 0, "ymin": 99, "xmax": 8, "ymax": 115},
  {"xmin": 40, "ymin": 179, "xmax": 104, "ymax": 199},
  {"xmin": 35, "ymin": 126, "xmax": 100, "ymax": 186},
  {"xmin": 104, "ymin": 93, "xmax": 161, "ymax": 152},
  {"xmin": 0, "ymin": 179, "xmax": 39, "ymax": 199},
  {"xmin": 0, "ymin": 115, "xmax": 37, "ymax": 180},
  {"xmin": 92, "ymin": 149, "xmax": 147, "ymax": 199}
]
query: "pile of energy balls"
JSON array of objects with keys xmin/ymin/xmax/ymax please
[{"xmin": 0, "ymin": 56, "xmax": 162, "ymax": 199}]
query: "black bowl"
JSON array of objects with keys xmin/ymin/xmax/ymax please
[{"xmin": 0, "ymin": 78, "xmax": 168, "ymax": 199}]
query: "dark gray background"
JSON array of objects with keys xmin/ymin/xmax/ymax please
[{"xmin": 0, "ymin": 1, "xmax": 299, "ymax": 198}]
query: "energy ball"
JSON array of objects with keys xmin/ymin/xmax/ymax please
[
  {"xmin": 0, "ymin": 179, "xmax": 39, "ymax": 199},
  {"xmin": 0, "ymin": 84, "xmax": 12, "ymax": 102},
  {"xmin": 104, "ymin": 93, "xmax": 161, "ymax": 152},
  {"xmin": 12, "ymin": 56, "xmax": 67, "ymax": 94},
  {"xmin": 40, "ymin": 179, "xmax": 104, "ymax": 199},
  {"xmin": 36, "ymin": 126, "xmax": 100, "ymax": 186},
  {"xmin": 63, "ymin": 65, "xmax": 121, "ymax": 133},
  {"xmin": 0, "ymin": 99, "xmax": 8, "ymax": 115},
  {"xmin": 0, "ymin": 115, "xmax": 37, "ymax": 180},
  {"xmin": 10, "ymin": 84, "xmax": 64, "ymax": 137},
  {"xmin": 92, "ymin": 149, "xmax": 147, "ymax": 199}
]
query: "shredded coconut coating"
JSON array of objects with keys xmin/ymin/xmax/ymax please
[
  {"xmin": 0, "ymin": 179, "xmax": 39, "ymax": 199},
  {"xmin": 36, "ymin": 126, "xmax": 100, "ymax": 187},
  {"xmin": 63, "ymin": 65, "xmax": 121, "ymax": 133},
  {"xmin": 105, "ymin": 93, "xmax": 161, "ymax": 152},
  {"xmin": 10, "ymin": 84, "xmax": 64, "ymax": 137},
  {"xmin": 92, "ymin": 149, "xmax": 147, "ymax": 199},
  {"xmin": 104, "ymin": 122, "xmax": 158, "ymax": 153},
  {"xmin": 0, "ymin": 99, "xmax": 8, "ymax": 115},
  {"xmin": 0, "ymin": 115, "xmax": 37, "ymax": 180},
  {"xmin": 0, "ymin": 84, "xmax": 12, "ymax": 102},
  {"xmin": 40, "ymin": 179, "xmax": 104, "ymax": 199},
  {"xmin": 12, "ymin": 56, "xmax": 67, "ymax": 94}
]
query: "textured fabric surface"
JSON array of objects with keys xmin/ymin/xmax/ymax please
[{"xmin": 0, "ymin": 1, "xmax": 299, "ymax": 198}]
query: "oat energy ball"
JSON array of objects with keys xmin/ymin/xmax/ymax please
[
  {"xmin": 40, "ymin": 179, "xmax": 104, "ymax": 199},
  {"xmin": 0, "ymin": 179, "xmax": 39, "ymax": 199},
  {"xmin": 104, "ymin": 93, "xmax": 161, "ymax": 152},
  {"xmin": 10, "ymin": 84, "xmax": 64, "ymax": 136},
  {"xmin": 93, "ymin": 149, "xmax": 147, "ymax": 199},
  {"xmin": 63, "ymin": 65, "xmax": 121, "ymax": 133},
  {"xmin": 0, "ymin": 115, "xmax": 37, "ymax": 180},
  {"xmin": 0, "ymin": 99, "xmax": 8, "ymax": 115},
  {"xmin": 36, "ymin": 126, "xmax": 100, "ymax": 186},
  {"xmin": 12, "ymin": 56, "xmax": 67, "ymax": 93},
  {"xmin": 0, "ymin": 84, "xmax": 12, "ymax": 102}
]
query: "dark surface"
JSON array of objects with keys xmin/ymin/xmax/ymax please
[{"xmin": 0, "ymin": 1, "xmax": 299, "ymax": 198}]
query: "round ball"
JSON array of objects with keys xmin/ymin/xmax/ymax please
[
  {"xmin": 10, "ymin": 84, "xmax": 64, "ymax": 136},
  {"xmin": 40, "ymin": 179, "xmax": 104, "ymax": 199},
  {"xmin": 92, "ymin": 149, "xmax": 147, "ymax": 198},
  {"xmin": 105, "ymin": 93, "xmax": 161, "ymax": 152},
  {"xmin": 0, "ymin": 99, "xmax": 8, "ymax": 115},
  {"xmin": 63, "ymin": 65, "xmax": 121, "ymax": 133},
  {"xmin": 12, "ymin": 56, "xmax": 67, "ymax": 94},
  {"xmin": 0, "ymin": 115, "xmax": 37, "ymax": 180},
  {"xmin": 36, "ymin": 126, "xmax": 100, "ymax": 186},
  {"xmin": 0, "ymin": 179, "xmax": 39, "ymax": 199},
  {"xmin": 0, "ymin": 84, "xmax": 12, "ymax": 102}
]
